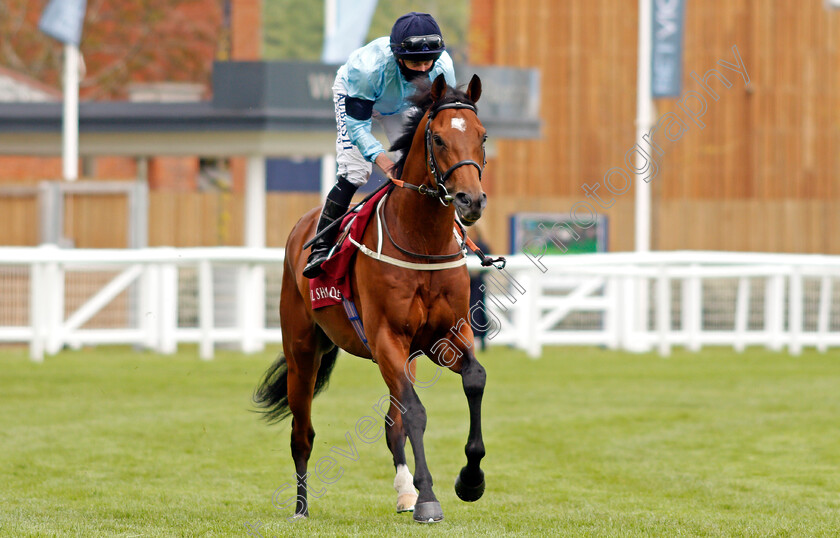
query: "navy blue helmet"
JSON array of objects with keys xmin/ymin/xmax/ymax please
[{"xmin": 390, "ymin": 12, "xmax": 446, "ymax": 61}]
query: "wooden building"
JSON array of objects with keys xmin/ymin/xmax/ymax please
[
  {"xmin": 2, "ymin": 1, "xmax": 839, "ymax": 254},
  {"xmin": 469, "ymin": 0, "xmax": 840, "ymax": 253}
]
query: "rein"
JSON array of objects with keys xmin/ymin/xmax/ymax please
[
  {"xmin": 349, "ymin": 191, "xmax": 468, "ymax": 271},
  {"xmin": 381, "ymin": 202, "xmax": 465, "ymax": 261},
  {"xmin": 365, "ymin": 190, "xmax": 506, "ymax": 270}
]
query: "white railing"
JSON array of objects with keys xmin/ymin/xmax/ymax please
[
  {"xmin": 1, "ymin": 247, "xmax": 839, "ymax": 361},
  {"xmin": 0, "ymin": 246, "xmax": 280, "ymax": 362},
  {"xmin": 486, "ymin": 251, "xmax": 840, "ymax": 357}
]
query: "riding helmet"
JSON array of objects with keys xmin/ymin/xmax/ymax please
[{"xmin": 390, "ymin": 12, "xmax": 446, "ymax": 62}]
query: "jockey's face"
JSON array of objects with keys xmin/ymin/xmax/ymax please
[{"xmin": 401, "ymin": 59, "xmax": 434, "ymax": 72}]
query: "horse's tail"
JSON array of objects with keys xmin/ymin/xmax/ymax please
[{"xmin": 252, "ymin": 347, "xmax": 340, "ymax": 424}]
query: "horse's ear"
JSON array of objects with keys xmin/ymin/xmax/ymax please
[
  {"xmin": 466, "ymin": 74, "xmax": 482, "ymax": 103},
  {"xmin": 431, "ymin": 74, "xmax": 447, "ymax": 102}
]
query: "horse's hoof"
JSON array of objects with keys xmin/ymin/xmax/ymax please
[
  {"xmin": 289, "ymin": 512, "xmax": 308, "ymax": 520},
  {"xmin": 396, "ymin": 492, "xmax": 418, "ymax": 513},
  {"xmin": 412, "ymin": 501, "xmax": 443, "ymax": 523},
  {"xmin": 454, "ymin": 467, "xmax": 485, "ymax": 502}
]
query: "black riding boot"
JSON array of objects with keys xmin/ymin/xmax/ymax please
[{"xmin": 303, "ymin": 175, "xmax": 358, "ymax": 279}]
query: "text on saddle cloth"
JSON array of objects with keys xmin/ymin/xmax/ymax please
[{"xmin": 309, "ymin": 186, "xmax": 391, "ymax": 310}]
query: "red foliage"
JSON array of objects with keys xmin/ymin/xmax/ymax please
[{"xmin": 0, "ymin": 0, "xmax": 225, "ymax": 100}]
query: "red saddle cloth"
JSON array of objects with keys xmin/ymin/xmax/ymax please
[{"xmin": 309, "ymin": 186, "xmax": 391, "ymax": 310}]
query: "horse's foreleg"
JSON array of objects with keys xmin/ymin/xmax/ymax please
[
  {"xmin": 385, "ymin": 409, "xmax": 417, "ymax": 512},
  {"xmin": 375, "ymin": 334, "xmax": 443, "ymax": 523},
  {"xmin": 454, "ymin": 350, "xmax": 487, "ymax": 502},
  {"xmin": 399, "ymin": 384, "xmax": 444, "ymax": 523}
]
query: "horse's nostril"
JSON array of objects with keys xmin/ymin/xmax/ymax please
[
  {"xmin": 455, "ymin": 192, "xmax": 472, "ymax": 207},
  {"xmin": 479, "ymin": 193, "xmax": 487, "ymax": 209}
]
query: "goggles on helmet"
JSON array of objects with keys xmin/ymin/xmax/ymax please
[{"xmin": 399, "ymin": 34, "xmax": 444, "ymax": 52}]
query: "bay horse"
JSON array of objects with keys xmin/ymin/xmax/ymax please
[{"xmin": 254, "ymin": 74, "xmax": 488, "ymax": 524}]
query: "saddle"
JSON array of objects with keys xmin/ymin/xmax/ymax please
[{"xmin": 309, "ymin": 186, "xmax": 392, "ymax": 310}]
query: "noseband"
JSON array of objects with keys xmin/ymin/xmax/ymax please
[{"xmin": 421, "ymin": 102, "xmax": 486, "ymax": 206}]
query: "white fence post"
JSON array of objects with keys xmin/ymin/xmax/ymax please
[
  {"xmin": 789, "ymin": 266, "xmax": 803, "ymax": 356},
  {"xmin": 199, "ymin": 260, "xmax": 214, "ymax": 360},
  {"xmin": 158, "ymin": 257, "xmax": 178, "ymax": 354},
  {"xmin": 634, "ymin": 276, "xmax": 651, "ymax": 352},
  {"xmin": 765, "ymin": 274, "xmax": 785, "ymax": 352},
  {"xmin": 817, "ymin": 275, "xmax": 832, "ymax": 353},
  {"xmin": 683, "ymin": 269, "xmax": 702, "ymax": 352},
  {"xmin": 527, "ymin": 273, "xmax": 541, "ymax": 358},
  {"xmin": 618, "ymin": 275, "xmax": 636, "ymax": 352},
  {"xmin": 604, "ymin": 276, "xmax": 620, "ymax": 350},
  {"xmin": 734, "ymin": 276, "xmax": 750, "ymax": 353},
  {"xmin": 29, "ymin": 261, "xmax": 45, "ymax": 362},
  {"xmin": 44, "ymin": 258, "xmax": 64, "ymax": 355},
  {"xmin": 513, "ymin": 271, "xmax": 540, "ymax": 358},
  {"xmin": 248, "ymin": 264, "xmax": 265, "ymax": 353},
  {"xmin": 656, "ymin": 266, "xmax": 671, "ymax": 357},
  {"xmin": 140, "ymin": 264, "xmax": 159, "ymax": 351},
  {"xmin": 237, "ymin": 264, "xmax": 266, "ymax": 354}
]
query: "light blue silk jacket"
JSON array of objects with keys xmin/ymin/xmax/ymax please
[{"xmin": 336, "ymin": 37, "xmax": 456, "ymax": 162}]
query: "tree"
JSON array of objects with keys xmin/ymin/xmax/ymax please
[
  {"xmin": 263, "ymin": 0, "xmax": 468, "ymax": 64},
  {"xmin": 0, "ymin": 0, "xmax": 224, "ymax": 100}
]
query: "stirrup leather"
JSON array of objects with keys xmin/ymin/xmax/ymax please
[{"xmin": 303, "ymin": 198, "xmax": 349, "ymax": 278}]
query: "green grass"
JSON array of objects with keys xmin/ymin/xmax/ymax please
[{"xmin": 1, "ymin": 345, "xmax": 839, "ymax": 537}]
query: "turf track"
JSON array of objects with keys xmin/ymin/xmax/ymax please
[{"xmin": 1, "ymin": 345, "xmax": 839, "ymax": 536}]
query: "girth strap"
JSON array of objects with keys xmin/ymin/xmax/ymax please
[{"xmin": 341, "ymin": 296, "xmax": 372, "ymax": 358}]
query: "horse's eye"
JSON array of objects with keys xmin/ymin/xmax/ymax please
[
  {"xmin": 482, "ymin": 134, "xmax": 488, "ymax": 144},
  {"xmin": 432, "ymin": 134, "xmax": 445, "ymax": 147}
]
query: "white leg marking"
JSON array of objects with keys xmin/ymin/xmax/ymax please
[
  {"xmin": 393, "ymin": 464, "xmax": 414, "ymax": 494},
  {"xmin": 394, "ymin": 464, "xmax": 418, "ymax": 513}
]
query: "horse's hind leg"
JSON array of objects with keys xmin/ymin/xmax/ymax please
[
  {"xmin": 285, "ymin": 342, "xmax": 320, "ymax": 518},
  {"xmin": 280, "ymin": 268, "xmax": 332, "ymax": 518}
]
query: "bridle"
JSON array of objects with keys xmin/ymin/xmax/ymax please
[
  {"xmin": 392, "ymin": 101, "xmax": 486, "ymax": 206},
  {"xmin": 425, "ymin": 101, "xmax": 486, "ymax": 206},
  {"xmin": 370, "ymin": 99, "xmax": 506, "ymax": 269}
]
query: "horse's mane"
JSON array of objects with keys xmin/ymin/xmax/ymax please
[{"xmin": 389, "ymin": 81, "xmax": 477, "ymax": 179}]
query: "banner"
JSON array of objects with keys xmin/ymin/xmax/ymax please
[
  {"xmin": 650, "ymin": 0, "xmax": 686, "ymax": 98},
  {"xmin": 321, "ymin": 0, "xmax": 378, "ymax": 64},
  {"xmin": 214, "ymin": 62, "xmax": 541, "ymax": 125},
  {"xmin": 39, "ymin": 0, "xmax": 87, "ymax": 46}
]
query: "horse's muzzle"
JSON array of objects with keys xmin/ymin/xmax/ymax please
[{"xmin": 453, "ymin": 191, "xmax": 487, "ymax": 225}]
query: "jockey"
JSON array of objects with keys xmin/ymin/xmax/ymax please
[{"xmin": 303, "ymin": 11, "xmax": 456, "ymax": 279}]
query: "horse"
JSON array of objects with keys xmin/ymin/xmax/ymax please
[{"xmin": 254, "ymin": 73, "xmax": 488, "ymax": 524}]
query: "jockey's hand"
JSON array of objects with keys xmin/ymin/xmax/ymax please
[{"xmin": 374, "ymin": 153, "xmax": 396, "ymax": 179}]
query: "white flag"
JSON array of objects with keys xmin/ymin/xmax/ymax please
[
  {"xmin": 39, "ymin": 0, "xmax": 88, "ymax": 46},
  {"xmin": 322, "ymin": 0, "xmax": 378, "ymax": 64}
]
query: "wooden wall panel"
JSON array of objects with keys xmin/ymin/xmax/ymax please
[
  {"xmin": 266, "ymin": 193, "xmax": 321, "ymax": 248},
  {"xmin": 2, "ymin": 1, "xmax": 840, "ymax": 254},
  {"xmin": 0, "ymin": 191, "xmax": 837, "ymax": 254},
  {"xmin": 471, "ymin": 0, "xmax": 840, "ymax": 253},
  {"xmin": 0, "ymin": 191, "xmax": 319, "ymax": 249},
  {"xmin": 65, "ymin": 194, "xmax": 129, "ymax": 248},
  {"xmin": 0, "ymin": 189, "xmax": 39, "ymax": 246},
  {"xmin": 148, "ymin": 192, "xmax": 243, "ymax": 247}
]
